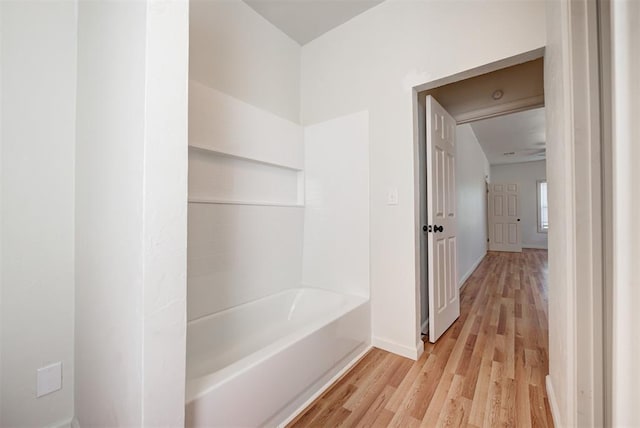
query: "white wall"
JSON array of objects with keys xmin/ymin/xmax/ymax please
[
  {"xmin": 190, "ymin": 0, "xmax": 300, "ymax": 123},
  {"xmin": 544, "ymin": 1, "xmax": 580, "ymax": 424},
  {"xmin": 545, "ymin": 2, "xmax": 572, "ymax": 424},
  {"xmin": 611, "ymin": 2, "xmax": 640, "ymax": 426},
  {"xmin": 302, "ymin": 111, "xmax": 370, "ymax": 298},
  {"xmin": 456, "ymin": 124, "xmax": 491, "ymax": 285},
  {"xmin": 140, "ymin": 2, "xmax": 189, "ymax": 424},
  {"xmin": 188, "ymin": 0, "xmax": 304, "ymax": 320},
  {"xmin": 0, "ymin": 2, "xmax": 76, "ymax": 426},
  {"xmin": 301, "ymin": 0, "xmax": 546, "ymax": 358},
  {"xmin": 75, "ymin": 1, "xmax": 189, "ymax": 425},
  {"xmin": 490, "ymin": 160, "xmax": 547, "ymax": 249}
]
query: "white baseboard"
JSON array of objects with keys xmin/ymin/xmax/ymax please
[
  {"xmin": 546, "ymin": 375, "xmax": 561, "ymax": 428},
  {"xmin": 523, "ymin": 243, "xmax": 548, "ymax": 249},
  {"xmin": 372, "ymin": 336, "xmax": 424, "ymax": 360},
  {"xmin": 459, "ymin": 252, "xmax": 486, "ymax": 289},
  {"xmin": 278, "ymin": 345, "xmax": 372, "ymax": 427}
]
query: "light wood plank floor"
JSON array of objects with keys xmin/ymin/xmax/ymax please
[{"xmin": 288, "ymin": 249, "xmax": 552, "ymax": 428}]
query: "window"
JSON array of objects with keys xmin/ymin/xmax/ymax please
[{"xmin": 537, "ymin": 180, "xmax": 549, "ymax": 232}]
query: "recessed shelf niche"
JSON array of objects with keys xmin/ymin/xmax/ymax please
[{"xmin": 188, "ymin": 145, "xmax": 304, "ymax": 207}]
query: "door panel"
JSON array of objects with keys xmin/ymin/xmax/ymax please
[
  {"xmin": 489, "ymin": 183, "xmax": 522, "ymax": 252},
  {"xmin": 426, "ymin": 95, "xmax": 460, "ymax": 343}
]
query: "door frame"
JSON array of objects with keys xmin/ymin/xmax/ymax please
[
  {"xmin": 411, "ymin": 22, "xmax": 606, "ymax": 425},
  {"xmin": 412, "ymin": 48, "xmax": 544, "ymax": 347}
]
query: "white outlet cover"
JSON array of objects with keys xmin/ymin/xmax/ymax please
[{"xmin": 37, "ymin": 362, "xmax": 62, "ymax": 397}]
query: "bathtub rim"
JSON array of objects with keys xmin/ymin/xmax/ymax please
[
  {"xmin": 185, "ymin": 287, "xmax": 368, "ymax": 404},
  {"xmin": 187, "ymin": 286, "xmax": 367, "ymax": 326}
]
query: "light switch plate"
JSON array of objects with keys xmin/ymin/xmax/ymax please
[
  {"xmin": 37, "ymin": 362, "xmax": 62, "ymax": 397},
  {"xmin": 387, "ymin": 187, "xmax": 398, "ymax": 205}
]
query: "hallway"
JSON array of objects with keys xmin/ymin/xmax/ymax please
[{"xmin": 288, "ymin": 249, "xmax": 553, "ymax": 427}]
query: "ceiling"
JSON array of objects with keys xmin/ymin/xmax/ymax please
[
  {"xmin": 469, "ymin": 107, "xmax": 546, "ymax": 165},
  {"xmin": 424, "ymin": 58, "xmax": 544, "ymax": 125},
  {"xmin": 243, "ymin": 0, "xmax": 385, "ymax": 45}
]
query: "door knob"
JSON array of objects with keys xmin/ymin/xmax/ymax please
[
  {"xmin": 434, "ymin": 225, "xmax": 444, "ymax": 233},
  {"xmin": 423, "ymin": 225, "xmax": 433, "ymax": 233},
  {"xmin": 517, "ymin": 219, "xmax": 521, "ymax": 222}
]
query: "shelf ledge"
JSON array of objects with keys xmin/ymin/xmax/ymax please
[
  {"xmin": 188, "ymin": 198, "xmax": 304, "ymax": 208},
  {"xmin": 188, "ymin": 143, "xmax": 304, "ymax": 172}
]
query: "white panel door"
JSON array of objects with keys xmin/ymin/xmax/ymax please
[
  {"xmin": 488, "ymin": 183, "xmax": 522, "ymax": 252},
  {"xmin": 426, "ymin": 95, "xmax": 460, "ymax": 343}
]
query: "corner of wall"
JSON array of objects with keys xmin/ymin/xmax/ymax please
[
  {"xmin": 546, "ymin": 375, "xmax": 561, "ymax": 428},
  {"xmin": 372, "ymin": 336, "xmax": 424, "ymax": 361}
]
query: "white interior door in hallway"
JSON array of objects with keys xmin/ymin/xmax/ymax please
[
  {"xmin": 489, "ymin": 183, "xmax": 522, "ymax": 252},
  {"xmin": 425, "ymin": 95, "xmax": 460, "ymax": 343}
]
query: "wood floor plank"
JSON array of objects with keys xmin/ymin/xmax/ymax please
[
  {"xmin": 382, "ymin": 352, "xmax": 432, "ymax": 413},
  {"xmin": 288, "ymin": 250, "xmax": 553, "ymax": 428},
  {"xmin": 419, "ymin": 371, "xmax": 455, "ymax": 425},
  {"xmin": 352, "ymin": 385, "xmax": 396, "ymax": 428},
  {"xmin": 433, "ymin": 374, "xmax": 471, "ymax": 428},
  {"xmin": 369, "ymin": 409, "xmax": 395, "ymax": 428},
  {"xmin": 482, "ymin": 361, "xmax": 504, "ymax": 428}
]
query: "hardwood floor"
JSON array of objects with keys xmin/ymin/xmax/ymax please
[{"xmin": 288, "ymin": 249, "xmax": 553, "ymax": 428}]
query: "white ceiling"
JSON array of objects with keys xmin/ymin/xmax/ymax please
[
  {"xmin": 243, "ymin": 0, "xmax": 385, "ymax": 45},
  {"xmin": 470, "ymin": 107, "xmax": 546, "ymax": 165}
]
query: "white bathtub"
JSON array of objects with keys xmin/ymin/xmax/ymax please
[{"xmin": 185, "ymin": 287, "xmax": 370, "ymax": 427}]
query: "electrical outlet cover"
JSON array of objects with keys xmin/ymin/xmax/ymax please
[{"xmin": 37, "ymin": 362, "xmax": 62, "ymax": 397}]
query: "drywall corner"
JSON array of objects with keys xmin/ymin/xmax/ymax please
[
  {"xmin": 372, "ymin": 336, "xmax": 424, "ymax": 361},
  {"xmin": 546, "ymin": 375, "xmax": 561, "ymax": 428}
]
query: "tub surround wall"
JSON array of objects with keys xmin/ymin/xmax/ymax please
[
  {"xmin": 188, "ymin": 203, "xmax": 304, "ymax": 320},
  {"xmin": 189, "ymin": 81, "xmax": 304, "ymax": 172},
  {"xmin": 188, "ymin": 1, "xmax": 305, "ymax": 321},
  {"xmin": 187, "ymin": 87, "xmax": 372, "ymax": 321},
  {"xmin": 303, "ymin": 111, "xmax": 370, "ymax": 298},
  {"xmin": 187, "ymin": 81, "xmax": 305, "ymax": 321}
]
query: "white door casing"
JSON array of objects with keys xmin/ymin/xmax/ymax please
[
  {"xmin": 426, "ymin": 95, "xmax": 460, "ymax": 343},
  {"xmin": 489, "ymin": 183, "xmax": 522, "ymax": 252}
]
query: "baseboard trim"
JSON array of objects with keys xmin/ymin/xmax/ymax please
[
  {"xmin": 372, "ymin": 336, "xmax": 424, "ymax": 361},
  {"xmin": 522, "ymin": 244, "xmax": 548, "ymax": 249},
  {"xmin": 459, "ymin": 252, "xmax": 486, "ymax": 289},
  {"xmin": 278, "ymin": 345, "xmax": 372, "ymax": 427},
  {"xmin": 546, "ymin": 375, "xmax": 561, "ymax": 428}
]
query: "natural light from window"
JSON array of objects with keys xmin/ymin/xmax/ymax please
[{"xmin": 538, "ymin": 180, "xmax": 548, "ymax": 232}]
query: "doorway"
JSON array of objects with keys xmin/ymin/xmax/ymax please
[{"xmin": 414, "ymin": 52, "xmax": 546, "ymax": 340}]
